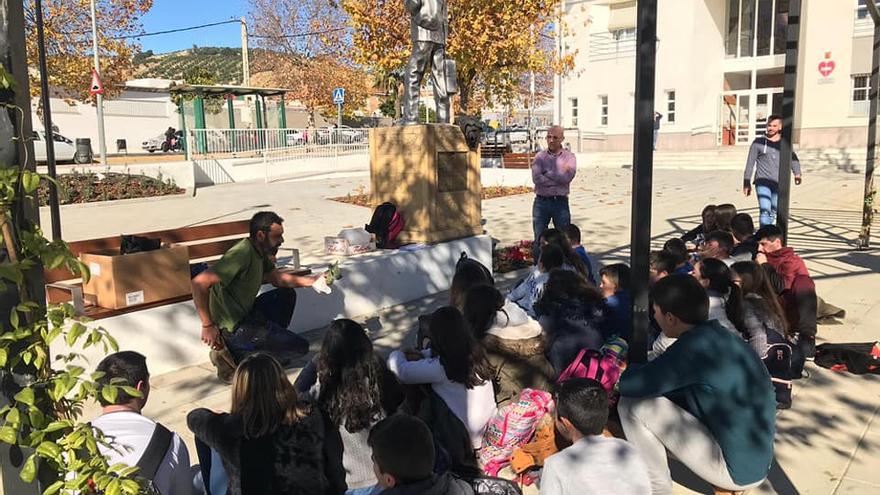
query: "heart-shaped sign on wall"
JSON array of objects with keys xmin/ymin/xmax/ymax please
[{"xmin": 818, "ymin": 60, "xmax": 835, "ymax": 77}]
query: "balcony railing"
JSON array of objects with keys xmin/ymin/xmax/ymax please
[{"xmin": 589, "ymin": 32, "xmax": 636, "ymax": 61}]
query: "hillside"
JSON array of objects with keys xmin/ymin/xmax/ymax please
[{"xmin": 134, "ymin": 47, "xmax": 253, "ymax": 85}]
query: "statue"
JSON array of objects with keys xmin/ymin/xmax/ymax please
[{"xmin": 401, "ymin": 0, "xmax": 455, "ymax": 125}]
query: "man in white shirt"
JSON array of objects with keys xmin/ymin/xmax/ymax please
[{"xmin": 91, "ymin": 351, "xmax": 191, "ymax": 494}]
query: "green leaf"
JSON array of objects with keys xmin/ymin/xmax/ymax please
[
  {"xmin": 13, "ymin": 387, "xmax": 35, "ymax": 407},
  {"xmin": 45, "ymin": 326, "xmax": 63, "ymax": 345},
  {"xmin": 120, "ymin": 386, "xmax": 142, "ymax": 398},
  {"xmin": 29, "ymin": 409, "xmax": 47, "ymax": 429},
  {"xmin": 0, "ymin": 348, "xmax": 6, "ymax": 367},
  {"xmin": 36, "ymin": 441, "xmax": 62, "ymax": 463},
  {"xmin": 101, "ymin": 385, "xmax": 118, "ymax": 405},
  {"xmin": 106, "ymin": 479, "xmax": 121, "ymax": 495},
  {"xmin": 0, "ymin": 426, "xmax": 16, "ymax": 444},
  {"xmin": 6, "ymin": 407, "xmax": 20, "ymax": 426},
  {"xmin": 43, "ymin": 420, "xmax": 73, "ymax": 433},
  {"xmin": 66, "ymin": 322, "xmax": 87, "ymax": 347},
  {"xmin": 19, "ymin": 453, "xmax": 36, "ymax": 483},
  {"xmin": 21, "ymin": 170, "xmax": 40, "ymax": 194},
  {"xmin": 42, "ymin": 480, "xmax": 64, "ymax": 495},
  {"xmin": 121, "ymin": 479, "xmax": 141, "ymax": 494},
  {"xmin": 9, "ymin": 309, "xmax": 18, "ymax": 329}
]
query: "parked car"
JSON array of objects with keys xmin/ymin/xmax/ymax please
[
  {"xmin": 33, "ymin": 130, "xmax": 77, "ymax": 163},
  {"xmin": 317, "ymin": 125, "xmax": 364, "ymax": 144},
  {"xmin": 142, "ymin": 134, "xmax": 164, "ymax": 153}
]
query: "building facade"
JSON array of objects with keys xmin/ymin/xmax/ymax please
[{"xmin": 557, "ymin": 0, "xmax": 873, "ymax": 151}]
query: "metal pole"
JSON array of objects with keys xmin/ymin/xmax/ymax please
[
  {"xmin": 35, "ymin": 0, "xmax": 61, "ymax": 240},
  {"xmin": 338, "ymin": 102, "xmax": 343, "ymax": 128},
  {"xmin": 556, "ymin": 0, "xmax": 565, "ymax": 124},
  {"xmin": 776, "ymin": 0, "xmax": 801, "ymax": 245},
  {"xmin": 241, "ymin": 17, "xmax": 250, "ymax": 86},
  {"xmin": 628, "ymin": 0, "xmax": 658, "ymax": 365},
  {"xmin": 89, "ymin": 0, "xmax": 107, "ymax": 165},
  {"xmin": 858, "ymin": 0, "xmax": 880, "ymax": 249}
]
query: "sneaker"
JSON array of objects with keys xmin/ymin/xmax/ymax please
[{"xmin": 209, "ymin": 349, "xmax": 235, "ymax": 384}]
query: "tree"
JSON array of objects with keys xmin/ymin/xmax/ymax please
[
  {"xmin": 249, "ymin": 0, "xmax": 372, "ymax": 126},
  {"xmin": 171, "ymin": 66, "xmax": 224, "ymax": 115},
  {"xmin": 24, "ymin": 0, "xmax": 152, "ymax": 102},
  {"xmin": 341, "ymin": 0, "xmax": 575, "ymax": 114}
]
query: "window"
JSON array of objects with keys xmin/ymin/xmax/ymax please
[
  {"xmin": 666, "ymin": 90, "xmax": 676, "ymax": 123},
  {"xmin": 611, "ymin": 28, "xmax": 636, "ymax": 41},
  {"xmin": 853, "ymin": 74, "xmax": 871, "ymax": 115},
  {"xmin": 726, "ymin": 0, "xmax": 788, "ymax": 58},
  {"xmin": 599, "ymin": 95, "xmax": 608, "ymax": 126},
  {"xmin": 570, "ymin": 98, "xmax": 579, "ymax": 127},
  {"xmin": 858, "ymin": 0, "xmax": 870, "ymax": 20}
]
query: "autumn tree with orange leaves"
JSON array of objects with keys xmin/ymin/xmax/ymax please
[
  {"xmin": 24, "ymin": 0, "xmax": 152, "ymax": 102},
  {"xmin": 341, "ymin": 0, "xmax": 575, "ymax": 114},
  {"xmin": 249, "ymin": 0, "xmax": 371, "ymax": 126}
]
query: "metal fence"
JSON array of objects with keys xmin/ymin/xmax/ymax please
[
  {"xmin": 186, "ymin": 127, "xmax": 370, "ymax": 159},
  {"xmin": 481, "ymin": 127, "xmax": 583, "ymax": 155}
]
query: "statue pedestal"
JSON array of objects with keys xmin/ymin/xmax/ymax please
[{"xmin": 369, "ymin": 124, "xmax": 482, "ymax": 244}]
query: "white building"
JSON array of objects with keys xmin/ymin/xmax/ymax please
[{"xmin": 557, "ymin": 0, "xmax": 874, "ymax": 151}]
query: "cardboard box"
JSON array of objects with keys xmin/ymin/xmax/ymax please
[
  {"xmin": 81, "ymin": 245, "xmax": 191, "ymax": 309},
  {"xmin": 324, "ymin": 236, "xmax": 376, "ymax": 256}
]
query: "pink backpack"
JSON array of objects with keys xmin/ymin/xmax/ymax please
[
  {"xmin": 557, "ymin": 337, "xmax": 628, "ymax": 399},
  {"xmin": 479, "ymin": 389, "xmax": 554, "ymax": 476}
]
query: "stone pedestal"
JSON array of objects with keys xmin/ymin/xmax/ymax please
[{"xmin": 369, "ymin": 125, "xmax": 482, "ymax": 244}]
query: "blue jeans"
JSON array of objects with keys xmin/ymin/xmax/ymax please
[
  {"xmin": 653, "ymin": 129, "xmax": 659, "ymax": 150},
  {"xmin": 346, "ymin": 486, "xmax": 378, "ymax": 495},
  {"xmin": 225, "ymin": 287, "xmax": 309, "ymax": 367},
  {"xmin": 755, "ymin": 184, "xmax": 778, "ymax": 226},
  {"xmin": 532, "ymin": 195, "xmax": 571, "ymax": 261}
]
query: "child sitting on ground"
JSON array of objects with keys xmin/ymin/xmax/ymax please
[
  {"xmin": 663, "ymin": 238, "xmax": 694, "ymax": 275},
  {"xmin": 508, "ymin": 244, "xmax": 565, "ymax": 319},
  {"xmin": 369, "ymin": 414, "xmax": 474, "ymax": 495},
  {"xmin": 540, "ymin": 378, "xmax": 651, "ymax": 495},
  {"xmin": 599, "ymin": 263, "xmax": 632, "ymax": 341},
  {"xmin": 563, "ymin": 224, "xmax": 597, "ymax": 285}
]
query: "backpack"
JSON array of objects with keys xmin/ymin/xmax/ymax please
[
  {"xmin": 815, "ymin": 342, "xmax": 880, "ymax": 375},
  {"xmin": 136, "ymin": 423, "xmax": 174, "ymax": 494},
  {"xmin": 556, "ymin": 337, "xmax": 628, "ymax": 400},
  {"xmin": 365, "ymin": 202, "xmax": 405, "ymax": 249},
  {"xmin": 479, "ymin": 389, "xmax": 553, "ymax": 477}
]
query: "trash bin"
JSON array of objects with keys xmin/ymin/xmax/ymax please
[{"xmin": 75, "ymin": 138, "xmax": 93, "ymax": 164}]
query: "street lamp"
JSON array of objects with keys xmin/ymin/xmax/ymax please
[{"xmin": 90, "ymin": 0, "xmax": 108, "ymax": 166}]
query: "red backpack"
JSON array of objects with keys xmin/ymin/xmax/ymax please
[
  {"xmin": 556, "ymin": 337, "xmax": 628, "ymax": 400},
  {"xmin": 365, "ymin": 202, "xmax": 405, "ymax": 248}
]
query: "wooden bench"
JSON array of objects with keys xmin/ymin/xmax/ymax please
[
  {"xmin": 502, "ymin": 152, "xmax": 536, "ymax": 169},
  {"xmin": 44, "ymin": 219, "xmax": 304, "ymax": 320}
]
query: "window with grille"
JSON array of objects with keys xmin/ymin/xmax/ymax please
[
  {"xmin": 599, "ymin": 95, "xmax": 608, "ymax": 126},
  {"xmin": 570, "ymin": 98, "xmax": 579, "ymax": 127},
  {"xmin": 667, "ymin": 90, "xmax": 676, "ymax": 123},
  {"xmin": 853, "ymin": 74, "xmax": 871, "ymax": 116}
]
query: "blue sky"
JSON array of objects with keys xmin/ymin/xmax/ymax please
[{"xmin": 138, "ymin": 0, "xmax": 249, "ymax": 53}]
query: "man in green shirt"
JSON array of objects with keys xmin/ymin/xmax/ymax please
[
  {"xmin": 192, "ymin": 211, "xmax": 321, "ymax": 381},
  {"xmin": 618, "ymin": 274, "xmax": 776, "ymax": 495}
]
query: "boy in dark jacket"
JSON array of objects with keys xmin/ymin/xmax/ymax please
[
  {"xmin": 370, "ymin": 415, "xmax": 473, "ymax": 495},
  {"xmin": 755, "ymin": 225, "xmax": 817, "ymax": 359}
]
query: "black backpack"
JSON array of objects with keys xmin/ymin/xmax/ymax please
[
  {"xmin": 815, "ymin": 342, "xmax": 880, "ymax": 375},
  {"xmin": 365, "ymin": 202, "xmax": 400, "ymax": 248},
  {"xmin": 455, "ymin": 252, "xmax": 494, "ymax": 286}
]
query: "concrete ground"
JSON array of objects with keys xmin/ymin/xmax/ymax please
[{"xmin": 45, "ymin": 162, "xmax": 880, "ymax": 495}]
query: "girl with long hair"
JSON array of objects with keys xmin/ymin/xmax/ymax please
[
  {"xmin": 294, "ymin": 319, "xmax": 404, "ymax": 494},
  {"xmin": 387, "ymin": 306, "xmax": 497, "ymax": 448},
  {"xmin": 539, "ymin": 228, "xmax": 591, "ymax": 281},
  {"xmin": 462, "ymin": 284, "xmax": 555, "ymax": 405},
  {"xmin": 692, "ymin": 258, "xmax": 745, "ymax": 336},
  {"xmin": 534, "ymin": 269, "xmax": 607, "ymax": 373},
  {"xmin": 712, "ymin": 204, "xmax": 738, "ymax": 233},
  {"xmin": 188, "ymin": 353, "xmax": 339, "ymax": 495},
  {"xmin": 730, "ymin": 261, "xmax": 790, "ymax": 356}
]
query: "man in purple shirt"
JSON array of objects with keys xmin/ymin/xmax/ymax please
[{"xmin": 532, "ymin": 125, "xmax": 577, "ymax": 260}]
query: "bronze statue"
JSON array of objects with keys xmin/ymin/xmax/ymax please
[{"xmin": 402, "ymin": 0, "xmax": 454, "ymax": 125}]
